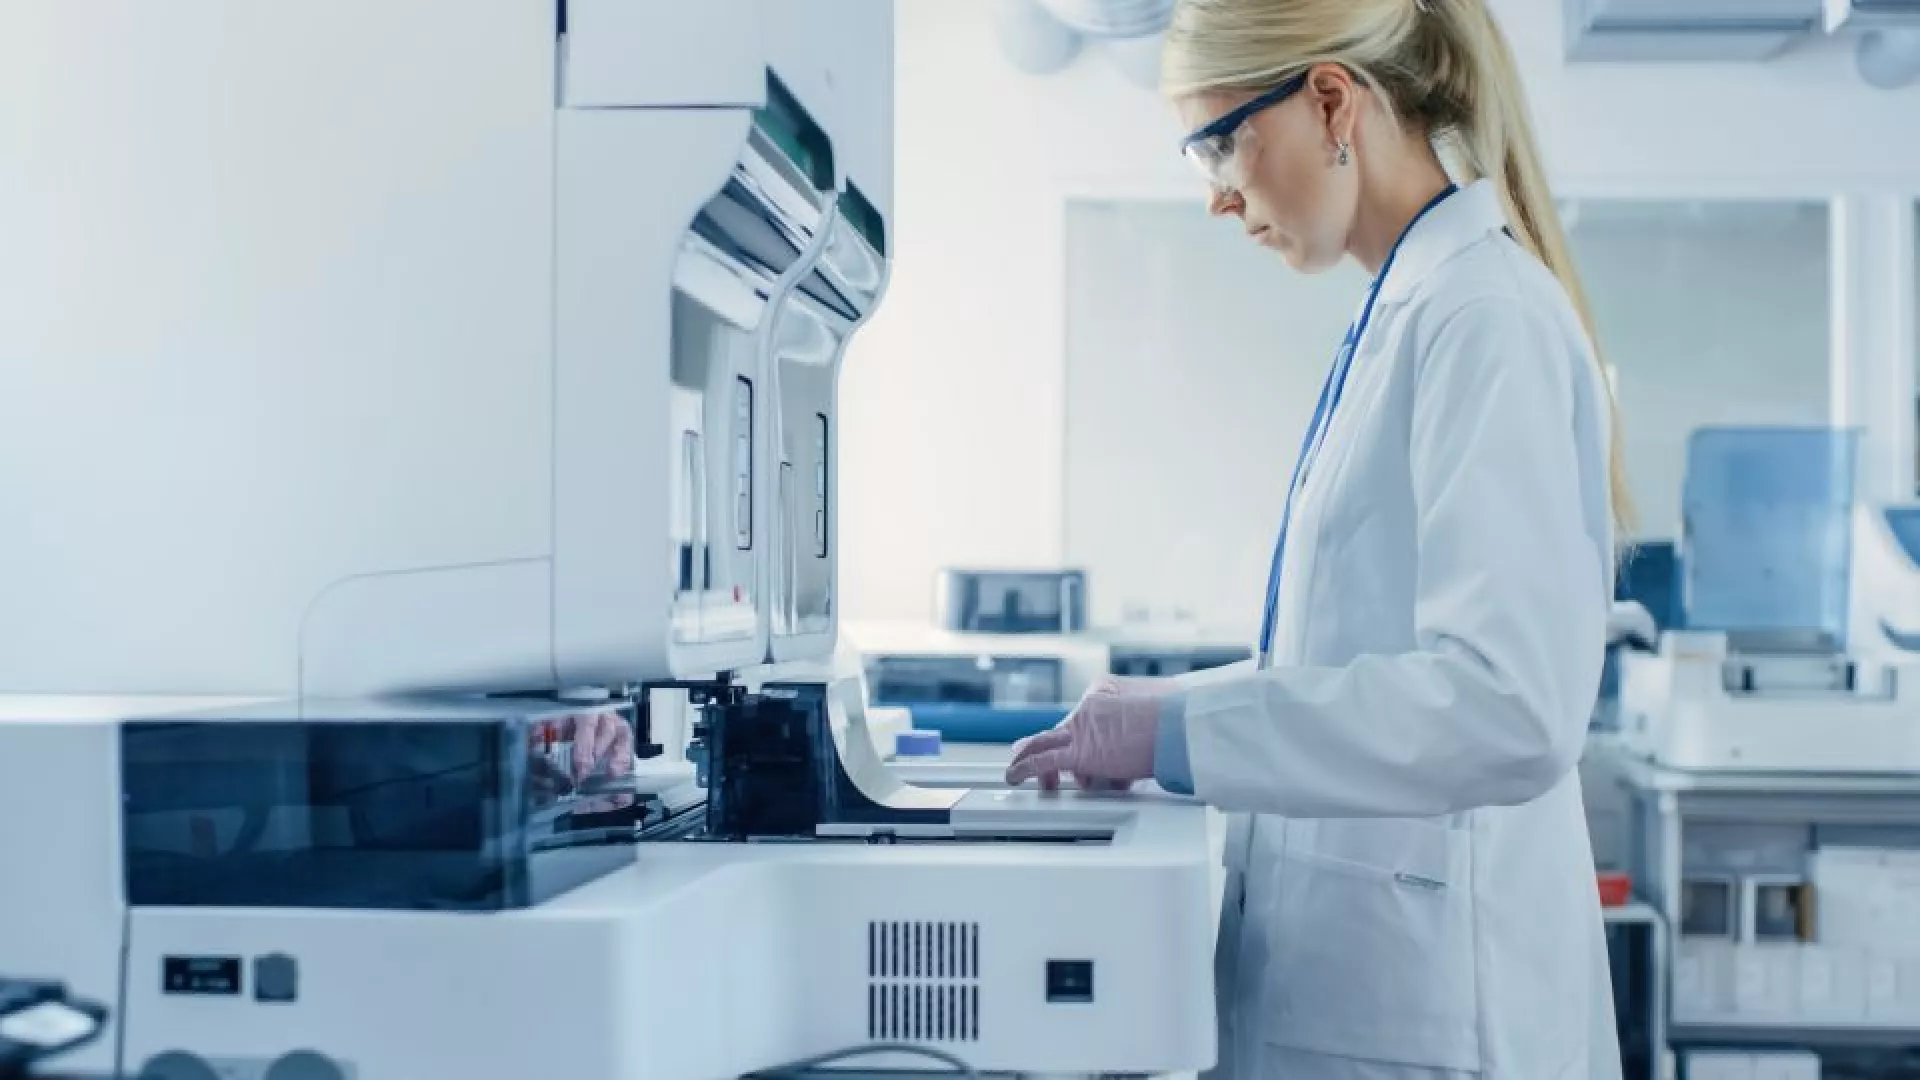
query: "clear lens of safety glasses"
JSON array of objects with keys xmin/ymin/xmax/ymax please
[
  {"xmin": 1177, "ymin": 73, "xmax": 1305, "ymax": 194},
  {"xmin": 1182, "ymin": 131, "xmax": 1239, "ymax": 190}
]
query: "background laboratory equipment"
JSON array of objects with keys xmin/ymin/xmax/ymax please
[
  {"xmin": 0, "ymin": 4, "xmax": 1218, "ymax": 1078},
  {"xmin": 1594, "ymin": 427, "xmax": 1920, "ymax": 1077},
  {"xmin": 858, "ymin": 567, "xmax": 1249, "ymax": 744},
  {"xmin": 935, "ymin": 568, "xmax": 1089, "ymax": 634},
  {"xmin": 1619, "ymin": 427, "xmax": 1920, "ymax": 773}
]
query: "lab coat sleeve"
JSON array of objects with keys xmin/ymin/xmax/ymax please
[
  {"xmin": 1172, "ymin": 659, "xmax": 1256, "ymax": 690},
  {"xmin": 1181, "ymin": 298, "xmax": 1608, "ymax": 818}
]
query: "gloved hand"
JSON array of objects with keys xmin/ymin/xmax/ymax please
[
  {"xmin": 567, "ymin": 708, "xmax": 635, "ymax": 786},
  {"xmin": 527, "ymin": 709, "xmax": 638, "ymax": 815},
  {"xmin": 1004, "ymin": 676, "xmax": 1172, "ymax": 790},
  {"xmin": 1606, "ymin": 601, "xmax": 1658, "ymax": 652}
]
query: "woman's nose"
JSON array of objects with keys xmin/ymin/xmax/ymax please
[{"xmin": 1207, "ymin": 187, "xmax": 1244, "ymax": 218}]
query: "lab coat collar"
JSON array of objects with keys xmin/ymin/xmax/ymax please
[{"xmin": 1374, "ymin": 179, "xmax": 1510, "ymax": 306}]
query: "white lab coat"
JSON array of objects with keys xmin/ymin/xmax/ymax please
[{"xmin": 1181, "ymin": 180, "xmax": 1621, "ymax": 1080}]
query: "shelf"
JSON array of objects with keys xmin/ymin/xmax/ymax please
[
  {"xmin": 1605, "ymin": 900, "xmax": 1663, "ymax": 926},
  {"xmin": 1670, "ymin": 1021, "xmax": 1920, "ymax": 1049}
]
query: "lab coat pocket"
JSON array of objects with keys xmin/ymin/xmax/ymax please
[{"xmin": 1266, "ymin": 818, "xmax": 1481, "ymax": 1071}]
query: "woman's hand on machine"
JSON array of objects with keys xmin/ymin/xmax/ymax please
[
  {"xmin": 567, "ymin": 708, "xmax": 635, "ymax": 783},
  {"xmin": 1003, "ymin": 676, "xmax": 1171, "ymax": 791},
  {"xmin": 565, "ymin": 708, "xmax": 636, "ymax": 812}
]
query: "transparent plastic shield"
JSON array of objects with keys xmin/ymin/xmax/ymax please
[
  {"xmin": 1682, "ymin": 427, "xmax": 1859, "ymax": 651},
  {"xmin": 121, "ymin": 699, "xmax": 641, "ymax": 911}
]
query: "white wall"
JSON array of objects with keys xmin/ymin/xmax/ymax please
[
  {"xmin": 1061, "ymin": 201, "xmax": 1363, "ymax": 635},
  {"xmin": 1053, "ymin": 198, "xmax": 1836, "ymax": 636},
  {"xmin": 841, "ymin": 0, "xmax": 1920, "ymax": 626},
  {"xmin": 838, "ymin": 2, "xmax": 1188, "ymax": 627}
]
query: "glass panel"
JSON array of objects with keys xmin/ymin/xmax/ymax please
[
  {"xmin": 770, "ymin": 294, "xmax": 840, "ymax": 638},
  {"xmin": 840, "ymin": 180, "xmax": 887, "ymax": 258},
  {"xmin": 666, "ymin": 144, "xmax": 817, "ymax": 651},
  {"xmin": 1565, "ymin": 199, "xmax": 1831, "ymax": 541},
  {"xmin": 1063, "ymin": 199, "xmax": 1366, "ymax": 635},
  {"xmin": 1682, "ymin": 427, "xmax": 1858, "ymax": 647},
  {"xmin": 669, "ymin": 282, "xmax": 760, "ymax": 646},
  {"xmin": 122, "ymin": 700, "xmax": 640, "ymax": 911},
  {"xmin": 753, "ymin": 71, "xmax": 834, "ymax": 194}
]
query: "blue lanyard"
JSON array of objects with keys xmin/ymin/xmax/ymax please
[{"xmin": 1256, "ymin": 184, "xmax": 1457, "ymax": 665}]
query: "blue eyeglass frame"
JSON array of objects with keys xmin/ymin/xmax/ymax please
[{"xmin": 1178, "ymin": 72, "xmax": 1310, "ymax": 156}]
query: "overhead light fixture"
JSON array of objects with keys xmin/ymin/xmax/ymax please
[
  {"xmin": 994, "ymin": 0, "xmax": 1172, "ymax": 82},
  {"xmin": 1037, "ymin": 0, "xmax": 1175, "ymax": 39},
  {"xmin": 994, "ymin": 0, "xmax": 1084, "ymax": 76},
  {"xmin": 1856, "ymin": 25, "xmax": 1920, "ymax": 86},
  {"xmin": 1826, "ymin": 0, "xmax": 1920, "ymax": 88}
]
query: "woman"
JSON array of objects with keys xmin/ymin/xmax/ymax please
[{"xmin": 1005, "ymin": 1, "xmax": 1627, "ymax": 1077}]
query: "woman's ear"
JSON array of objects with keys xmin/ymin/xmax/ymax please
[{"xmin": 1306, "ymin": 62, "xmax": 1360, "ymax": 151}]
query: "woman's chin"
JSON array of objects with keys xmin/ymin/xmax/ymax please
[{"xmin": 1282, "ymin": 241, "xmax": 1343, "ymax": 275}]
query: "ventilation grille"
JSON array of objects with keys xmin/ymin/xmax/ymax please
[{"xmin": 867, "ymin": 921, "xmax": 980, "ymax": 1042}]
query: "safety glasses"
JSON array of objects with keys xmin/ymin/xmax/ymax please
[{"xmin": 1178, "ymin": 73, "xmax": 1308, "ymax": 192}]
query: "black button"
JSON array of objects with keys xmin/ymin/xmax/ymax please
[
  {"xmin": 138, "ymin": 1051, "xmax": 220, "ymax": 1080},
  {"xmin": 1045, "ymin": 959, "xmax": 1094, "ymax": 1004},
  {"xmin": 254, "ymin": 954, "xmax": 298, "ymax": 1004},
  {"xmin": 265, "ymin": 1050, "xmax": 346, "ymax": 1080}
]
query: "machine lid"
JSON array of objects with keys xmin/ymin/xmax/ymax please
[{"xmin": 1681, "ymin": 426, "xmax": 1859, "ymax": 653}]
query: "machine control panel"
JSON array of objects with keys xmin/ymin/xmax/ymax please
[{"xmin": 163, "ymin": 957, "xmax": 242, "ymax": 997}]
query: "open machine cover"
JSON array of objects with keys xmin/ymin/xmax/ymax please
[{"xmin": 121, "ymin": 699, "xmax": 642, "ymax": 911}]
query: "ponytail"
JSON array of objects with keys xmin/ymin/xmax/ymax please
[
  {"xmin": 1164, "ymin": 0, "xmax": 1636, "ymax": 535},
  {"xmin": 1421, "ymin": 2, "xmax": 1636, "ymax": 533}
]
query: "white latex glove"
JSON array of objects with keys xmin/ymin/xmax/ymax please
[
  {"xmin": 1004, "ymin": 676, "xmax": 1172, "ymax": 790},
  {"xmin": 1607, "ymin": 601, "xmax": 1657, "ymax": 651}
]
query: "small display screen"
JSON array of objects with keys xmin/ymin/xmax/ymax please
[
  {"xmin": 163, "ymin": 956, "xmax": 241, "ymax": 996},
  {"xmin": 753, "ymin": 72, "xmax": 834, "ymax": 193},
  {"xmin": 840, "ymin": 182, "xmax": 887, "ymax": 257}
]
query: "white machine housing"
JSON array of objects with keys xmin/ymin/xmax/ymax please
[
  {"xmin": 0, "ymin": 700, "xmax": 1218, "ymax": 1079},
  {"xmin": 1617, "ymin": 631, "xmax": 1920, "ymax": 771},
  {"xmin": 0, "ymin": 5, "xmax": 1226, "ymax": 1079},
  {"xmin": 0, "ymin": 0, "xmax": 889, "ymax": 698},
  {"xmin": 1619, "ymin": 503, "xmax": 1920, "ymax": 772}
]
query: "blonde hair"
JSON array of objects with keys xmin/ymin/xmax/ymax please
[{"xmin": 1163, "ymin": 0, "xmax": 1635, "ymax": 533}]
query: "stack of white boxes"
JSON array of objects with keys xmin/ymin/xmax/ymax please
[
  {"xmin": 1683, "ymin": 1049, "xmax": 1821, "ymax": 1080},
  {"xmin": 1673, "ymin": 848, "xmax": 1920, "ymax": 1029}
]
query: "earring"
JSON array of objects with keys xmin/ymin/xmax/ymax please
[{"xmin": 1337, "ymin": 142, "xmax": 1352, "ymax": 166}]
